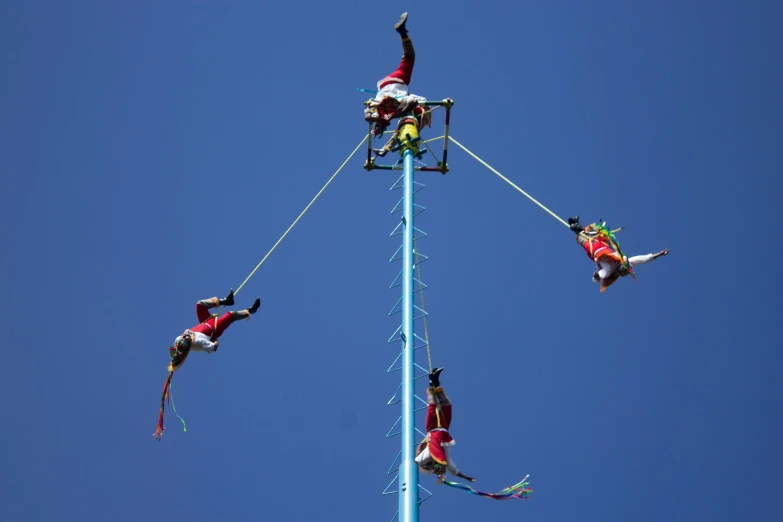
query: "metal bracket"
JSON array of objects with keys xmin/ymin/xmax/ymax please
[{"xmin": 366, "ymin": 98, "xmax": 454, "ymax": 175}]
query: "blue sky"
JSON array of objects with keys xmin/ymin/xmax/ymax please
[{"xmin": 1, "ymin": 1, "xmax": 781, "ymax": 521}]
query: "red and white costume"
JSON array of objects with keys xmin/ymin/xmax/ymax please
[
  {"xmin": 364, "ymin": 36, "xmax": 427, "ymax": 129},
  {"xmin": 415, "ymin": 386, "xmax": 459, "ymax": 476},
  {"xmin": 577, "ymin": 230, "xmax": 660, "ymax": 291},
  {"xmin": 174, "ymin": 298, "xmax": 238, "ymax": 355}
]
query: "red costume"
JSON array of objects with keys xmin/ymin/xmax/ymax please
[
  {"xmin": 364, "ymin": 13, "xmax": 429, "ymax": 139},
  {"xmin": 578, "ymin": 225, "xmax": 621, "ymax": 264},
  {"xmin": 155, "ymin": 291, "xmax": 260, "ymax": 440},
  {"xmin": 416, "ymin": 386, "xmax": 458, "ymax": 474},
  {"xmin": 169, "ymin": 293, "xmax": 260, "ymax": 372},
  {"xmin": 424, "ymin": 388, "xmax": 454, "ymax": 465},
  {"xmin": 570, "ymin": 218, "xmax": 667, "ymax": 293},
  {"xmin": 190, "ymin": 298, "xmax": 237, "ymax": 342},
  {"xmin": 378, "ymin": 44, "xmax": 415, "ymax": 91}
]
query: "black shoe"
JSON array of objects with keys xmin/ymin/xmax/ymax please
[
  {"xmin": 568, "ymin": 216, "xmax": 583, "ymax": 234},
  {"xmin": 395, "ymin": 12, "xmax": 408, "ymax": 35},
  {"xmin": 429, "ymin": 367, "xmax": 444, "ymax": 387},
  {"xmin": 219, "ymin": 288, "xmax": 235, "ymax": 307},
  {"xmin": 248, "ymin": 298, "xmax": 261, "ymax": 315}
]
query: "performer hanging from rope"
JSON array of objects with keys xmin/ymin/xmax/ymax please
[
  {"xmin": 568, "ymin": 216, "xmax": 669, "ymax": 292},
  {"xmin": 364, "ymin": 12, "xmax": 431, "ymax": 155},
  {"xmin": 169, "ymin": 289, "xmax": 261, "ymax": 371},
  {"xmin": 415, "ymin": 368, "xmax": 477, "ymax": 482},
  {"xmin": 154, "ymin": 289, "xmax": 261, "ymax": 440}
]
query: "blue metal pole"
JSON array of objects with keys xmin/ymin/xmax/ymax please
[{"xmin": 399, "ymin": 147, "xmax": 419, "ymax": 522}]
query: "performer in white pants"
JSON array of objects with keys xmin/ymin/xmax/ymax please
[
  {"xmin": 593, "ymin": 251, "xmax": 668, "ymax": 283},
  {"xmin": 568, "ymin": 216, "xmax": 669, "ymax": 291}
]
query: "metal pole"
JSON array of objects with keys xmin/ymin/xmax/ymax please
[{"xmin": 398, "ymin": 147, "xmax": 419, "ymax": 522}]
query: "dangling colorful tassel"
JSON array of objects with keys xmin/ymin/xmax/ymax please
[{"xmin": 153, "ymin": 372, "xmax": 173, "ymax": 440}]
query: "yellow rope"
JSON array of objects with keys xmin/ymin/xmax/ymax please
[
  {"xmin": 449, "ymin": 136, "xmax": 569, "ymax": 228},
  {"xmin": 414, "ymin": 237, "xmax": 441, "ymax": 428},
  {"xmin": 413, "ymin": 237, "xmax": 433, "ymax": 373},
  {"xmin": 232, "ymin": 134, "xmax": 368, "ymax": 296},
  {"xmin": 446, "ymin": 140, "xmax": 632, "ymax": 276}
]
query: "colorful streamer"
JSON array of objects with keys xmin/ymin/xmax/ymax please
[
  {"xmin": 152, "ymin": 371, "xmax": 173, "ymax": 440},
  {"xmin": 440, "ymin": 475, "xmax": 532, "ymax": 500},
  {"xmin": 152, "ymin": 370, "xmax": 187, "ymax": 440}
]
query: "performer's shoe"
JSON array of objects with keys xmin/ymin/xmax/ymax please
[
  {"xmin": 429, "ymin": 367, "xmax": 444, "ymax": 387},
  {"xmin": 395, "ymin": 12, "xmax": 409, "ymax": 35},
  {"xmin": 568, "ymin": 216, "xmax": 583, "ymax": 234},
  {"xmin": 248, "ymin": 298, "xmax": 261, "ymax": 315},
  {"xmin": 219, "ymin": 288, "xmax": 235, "ymax": 307}
]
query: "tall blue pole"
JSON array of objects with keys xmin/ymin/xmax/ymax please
[{"xmin": 399, "ymin": 147, "xmax": 419, "ymax": 522}]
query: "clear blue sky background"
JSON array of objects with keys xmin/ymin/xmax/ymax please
[{"xmin": 1, "ymin": 1, "xmax": 780, "ymax": 521}]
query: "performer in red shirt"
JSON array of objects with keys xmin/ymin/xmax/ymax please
[{"xmin": 415, "ymin": 368, "xmax": 477, "ymax": 483}]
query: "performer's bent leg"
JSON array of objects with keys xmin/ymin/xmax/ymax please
[
  {"xmin": 440, "ymin": 403, "xmax": 453, "ymax": 430},
  {"xmin": 600, "ymin": 271, "xmax": 620, "ymax": 292},
  {"xmin": 424, "ymin": 403, "xmax": 438, "ymax": 432},
  {"xmin": 426, "ymin": 386, "xmax": 452, "ymax": 431},
  {"xmin": 211, "ymin": 309, "xmax": 252, "ymax": 340},
  {"xmin": 196, "ymin": 297, "xmax": 220, "ymax": 323},
  {"xmin": 597, "ymin": 258, "xmax": 617, "ymax": 280},
  {"xmin": 210, "ymin": 312, "xmax": 235, "ymax": 339},
  {"xmin": 380, "ymin": 35, "xmax": 415, "ymax": 87}
]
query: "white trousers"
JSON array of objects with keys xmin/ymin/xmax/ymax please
[{"xmin": 596, "ymin": 254, "xmax": 655, "ymax": 280}]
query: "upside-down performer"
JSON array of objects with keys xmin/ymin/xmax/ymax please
[
  {"xmin": 153, "ymin": 289, "xmax": 260, "ymax": 440},
  {"xmin": 415, "ymin": 368, "xmax": 477, "ymax": 482},
  {"xmin": 416, "ymin": 369, "xmax": 533, "ymax": 501},
  {"xmin": 363, "ymin": 12, "xmax": 431, "ymax": 156},
  {"xmin": 568, "ymin": 216, "xmax": 669, "ymax": 292}
]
